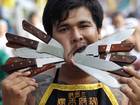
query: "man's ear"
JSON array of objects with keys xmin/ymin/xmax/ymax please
[{"xmin": 97, "ymin": 28, "xmax": 102, "ymax": 40}]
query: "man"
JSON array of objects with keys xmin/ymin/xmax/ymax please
[{"xmin": 2, "ymin": 0, "xmax": 140, "ymax": 105}]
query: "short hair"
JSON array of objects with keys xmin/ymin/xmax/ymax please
[{"xmin": 43, "ymin": 0, "xmax": 103, "ymax": 36}]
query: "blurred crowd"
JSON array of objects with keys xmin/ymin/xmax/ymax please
[{"xmin": 0, "ymin": 0, "xmax": 140, "ymax": 104}]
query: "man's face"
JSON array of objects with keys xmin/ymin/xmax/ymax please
[{"xmin": 53, "ymin": 7, "xmax": 100, "ymax": 62}]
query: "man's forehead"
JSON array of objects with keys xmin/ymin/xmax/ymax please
[{"xmin": 56, "ymin": 7, "xmax": 94, "ymax": 26}]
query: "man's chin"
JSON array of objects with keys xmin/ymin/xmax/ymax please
[{"xmin": 65, "ymin": 55, "xmax": 75, "ymax": 64}]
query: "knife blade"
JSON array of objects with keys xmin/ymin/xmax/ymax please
[
  {"xmin": 74, "ymin": 54, "xmax": 122, "ymax": 71},
  {"xmin": 14, "ymin": 47, "xmax": 64, "ymax": 67},
  {"xmin": 85, "ymin": 28, "xmax": 135, "ymax": 56},
  {"xmin": 36, "ymin": 43, "xmax": 131, "ymax": 72},
  {"xmin": 36, "ymin": 28, "xmax": 135, "ymax": 58},
  {"xmin": 37, "ymin": 42, "xmax": 64, "ymax": 58},
  {"xmin": 36, "ymin": 58, "xmax": 64, "ymax": 67},
  {"xmin": 74, "ymin": 62, "xmax": 121, "ymax": 88},
  {"xmin": 14, "ymin": 47, "xmax": 57, "ymax": 58},
  {"xmin": 36, "ymin": 43, "xmax": 123, "ymax": 71}
]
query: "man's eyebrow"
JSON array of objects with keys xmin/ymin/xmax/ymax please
[
  {"xmin": 56, "ymin": 20, "xmax": 92, "ymax": 28},
  {"xmin": 56, "ymin": 23, "xmax": 68, "ymax": 28},
  {"xmin": 57, "ymin": 23, "xmax": 68, "ymax": 28},
  {"xmin": 79, "ymin": 20, "xmax": 92, "ymax": 24}
]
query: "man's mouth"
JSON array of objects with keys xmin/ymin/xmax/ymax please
[
  {"xmin": 68, "ymin": 42, "xmax": 87, "ymax": 59},
  {"xmin": 66, "ymin": 44, "xmax": 87, "ymax": 63},
  {"xmin": 73, "ymin": 45, "xmax": 87, "ymax": 55}
]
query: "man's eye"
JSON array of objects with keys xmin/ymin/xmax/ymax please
[
  {"xmin": 58, "ymin": 27, "xmax": 69, "ymax": 32},
  {"xmin": 80, "ymin": 25, "xmax": 90, "ymax": 28}
]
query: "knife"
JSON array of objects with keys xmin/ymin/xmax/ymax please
[
  {"xmin": 74, "ymin": 62, "xmax": 121, "ymax": 88},
  {"xmin": 14, "ymin": 47, "xmax": 64, "ymax": 67},
  {"xmin": 14, "ymin": 44, "xmax": 135, "ymax": 72},
  {"xmin": 14, "ymin": 47, "xmax": 121, "ymax": 72},
  {"xmin": 0, "ymin": 57, "xmax": 56, "ymax": 75},
  {"xmin": 6, "ymin": 33, "xmax": 39, "ymax": 49},
  {"xmin": 99, "ymin": 43, "xmax": 134, "ymax": 54},
  {"xmin": 22, "ymin": 20, "xmax": 51, "ymax": 44},
  {"xmin": 36, "ymin": 43, "xmax": 132, "ymax": 71},
  {"xmin": 14, "ymin": 47, "xmax": 54, "ymax": 58},
  {"xmin": 6, "ymin": 33, "xmax": 135, "ymax": 65},
  {"xmin": 15, "ymin": 46, "xmax": 136, "ymax": 64},
  {"xmin": 74, "ymin": 54, "xmax": 122, "ymax": 71},
  {"xmin": 85, "ymin": 28, "xmax": 135, "ymax": 56}
]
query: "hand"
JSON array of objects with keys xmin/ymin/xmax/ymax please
[
  {"xmin": 119, "ymin": 66, "xmax": 140, "ymax": 105},
  {"xmin": 1, "ymin": 71, "xmax": 38, "ymax": 105}
]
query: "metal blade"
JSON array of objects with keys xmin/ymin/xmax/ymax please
[
  {"xmin": 37, "ymin": 42, "xmax": 64, "ymax": 58},
  {"xmin": 37, "ymin": 28, "xmax": 135, "ymax": 58},
  {"xmin": 37, "ymin": 42, "xmax": 122, "ymax": 71},
  {"xmin": 74, "ymin": 54, "xmax": 122, "ymax": 71},
  {"xmin": 84, "ymin": 28, "xmax": 135, "ymax": 56},
  {"xmin": 14, "ymin": 47, "xmax": 64, "ymax": 67},
  {"xmin": 14, "ymin": 47, "xmax": 55, "ymax": 58},
  {"xmin": 48, "ymin": 38, "xmax": 62, "ymax": 48},
  {"xmin": 74, "ymin": 62, "xmax": 121, "ymax": 88},
  {"xmin": 36, "ymin": 58, "xmax": 64, "ymax": 67}
]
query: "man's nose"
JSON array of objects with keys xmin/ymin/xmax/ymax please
[{"xmin": 71, "ymin": 29, "xmax": 83, "ymax": 43}]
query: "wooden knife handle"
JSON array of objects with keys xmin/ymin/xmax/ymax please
[
  {"xmin": 6, "ymin": 57, "xmax": 29, "ymax": 64},
  {"xmin": 28, "ymin": 64, "xmax": 55, "ymax": 77},
  {"xmin": 0, "ymin": 57, "xmax": 55, "ymax": 77},
  {"xmin": 6, "ymin": 33, "xmax": 38, "ymax": 49},
  {"xmin": 0, "ymin": 58, "xmax": 36, "ymax": 73},
  {"xmin": 99, "ymin": 43, "xmax": 134, "ymax": 53},
  {"xmin": 100, "ymin": 54, "xmax": 137, "ymax": 64},
  {"xmin": 6, "ymin": 42, "xmax": 25, "ymax": 48},
  {"xmin": 108, "ymin": 69, "xmax": 132, "ymax": 77},
  {"xmin": 22, "ymin": 20, "xmax": 51, "ymax": 44}
]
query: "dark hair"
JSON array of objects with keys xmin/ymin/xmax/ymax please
[{"xmin": 43, "ymin": 0, "xmax": 103, "ymax": 36}]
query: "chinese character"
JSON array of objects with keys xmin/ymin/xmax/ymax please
[
  {"xmin": 89, "ymin": 97, "xmax": 98, "ymax": 105},
  {"xmin": 75, "ymin": 91, "xmax": 80, "ymax": 98},
  {"xmin": 68, "ymin": 92, "xmax": 76, "ymax": 105},
  {"xmin": 57, "ymin": 98, "xmax": 66, "ymax": 105},
  {"xmin": 81, "ymin": 92, "xmax": 86, "ymax": 97},
  {"xmin": 79, "ymin": 97, "xmax": 87, "ymax": 105}
]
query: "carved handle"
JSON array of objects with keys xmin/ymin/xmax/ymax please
[{"xmin": 22, "ymin": 20, "xmax": 51, "ymax": 44}]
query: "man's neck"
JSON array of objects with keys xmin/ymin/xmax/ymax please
[{"xmin": 58, "ymin": 63, "xmax": 98, "ymax": 84}]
